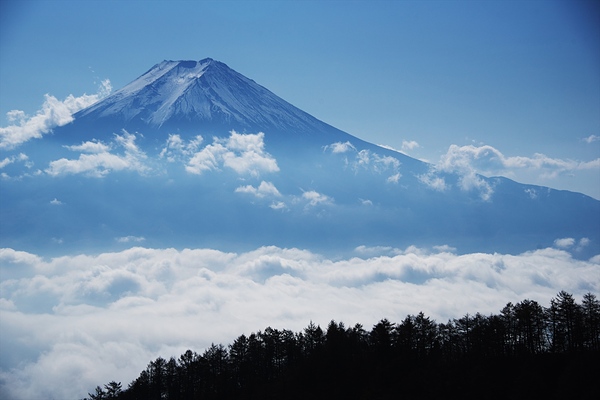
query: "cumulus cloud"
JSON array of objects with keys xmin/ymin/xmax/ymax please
[
  {"xmin": 554, "ymin": 237, "xmax": 590, "ymax": 252},
  {"xmin": 435, "ymin": 145, "xmax": 496, "ymax": 200},
  {"xmin": 0, "ymin": 153, "xmax": 29, "ymax": 169},
  {"xmin": 0, "ymin": 80, "xmax": 112, "ymax": 149},
  {"xmin": 159, "ymin": 134, "xmax": 203, "ymax": 162},
  {"xmin": 418, "ymin": 143, "xmax": 600, "ymax": 200},
  {"xmin": 437, "ymin": 144, "xmax": 599, "ymax": 189},
  {"xmin": 269, "ymin": 201, "xmax": 287, "ymax": 210},
  {"xmin": 554, "ymin": 237, "xmax": 576, "ymax": 249},
  {"xmin": 324, "ymin": 141, "xmax": 356, "ymax": 153},
  {"xmin": 49, "ymin": 198, "xmax": 63, "ymax": 206},
  {"xmin": 45, "ymin": 131, "xmax": 148, "ymax": 177},
  {"xmin": 302, "ymin": 190, "xmax": 333, "ymax": 207},
  {"xmin": 186, "ymin": 131, "xmax": 279, "ymax": 176},
  {"xmin": 235, "ymin": 181, "xmax": 281, "ymax": 198},
  {"xmin": 0, "ymin": 244, "xmax": 598, "ymax": 399}
]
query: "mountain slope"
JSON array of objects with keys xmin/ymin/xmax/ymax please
[{"xmin": 1, "ymin": 58, "xmax": 598, "ymax": 258}]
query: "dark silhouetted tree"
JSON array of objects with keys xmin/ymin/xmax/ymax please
[{"xmin": 582, "ymin": 292, "xmax": 600, "ymax": 351}]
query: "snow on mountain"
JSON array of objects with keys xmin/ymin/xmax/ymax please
[
  {"xmin": 74, "ymin": 58, "xmax": 349, "ymax": 141},
  {"xmin": 1, "ymin": 58, "xmax": 598, "ymax": 258}
]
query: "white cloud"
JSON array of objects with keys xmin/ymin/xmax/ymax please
[
  {"xmin": 302, "ymin": 190, "xmax": 333, "ymax": 206},
  {"xmin": 160, "ymin": 134, "xmax": 203, "ymax": 162},
  {"xmin": 185, "ymin": 142, "xmax": 225, "ymax": 174},
  {"xmin": 116, "ymin": 236, "xmax": 146, "ymax": 243},
  {"xmin": 324, "ymin": 141, "xmax": 356, "ymax": 153},
  {"xmin": 325, "ymin": 143, "xmax": 402, "ymax": 183},
  {"xmin": 554, "ymin": 237, "xmax": 576, "ymax": 249},
  {"xmin": 66, "ymin": 140, "xmax": 111, "ymax": 154},
  {"xmin": 186, "ymin": 131, "xmax": 279, "ymax": 177},
  {"xmin": 386, "ymin": 172, "xmax": 401, "ymax": 183},
  {"xmin": 401, "ymin": 140, "xmax": 420, "ymax": 151},
  {"xmin": 235, "ymin": 181, "xmax": 281, "ymax": 198},
  {"xmin": 45, "ymin": 131, "xmax": 148, "ymax": 177},
  {"xmin": 554, "ymin": 237, "xmax": 591, "ymax": 253},
  {"xmin": 0, "ymin": 153, "xmax": 29, "ymax": 169},
  {"xmin": 435, "ymin": 145, "xmax": 495, "ymax": 200},
  {"xmin": 420, "ymin": 143, "xmax": 600, "ymax": 200},
  {"xmin": 0, "ymin": 80, "xmax": 112, "ymax": 149},
  {"xmin": 49, "ymin": 198, "xmax": 63, "ymax": 206},
  {"xmin": 584, "ymin": 134, "xmax": 599, "ymax": 144},
  {"xmin": 437, "ymin": 144, "xmax": 600, "ymax": 189},
  {"xmin": 269, "ymin": 201, "xmax": 287, "ymax": 210},
  {"xmin": 417, "ymin": 170, "xmax": 447, "ymax": 192},
  {"xmin": 0, "ymin": 244, "xmax": 598, "ymax": 399}
]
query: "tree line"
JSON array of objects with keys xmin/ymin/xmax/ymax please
[{"xmin": 84, "ymin": 291, "xmax": 599, "ymax": 399}]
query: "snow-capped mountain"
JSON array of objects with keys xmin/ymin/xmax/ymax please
[
  {"xmin": 70, "ymin": 58, "xmax": 353, "ymax": 144},
  {"xmin": 1, "ymin": 58, "xmax": 598, "ymax": 258}
]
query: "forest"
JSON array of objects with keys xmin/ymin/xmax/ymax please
[{"xmin": 84, "ymin": 291, "xmax": 599, "ymax": 400}]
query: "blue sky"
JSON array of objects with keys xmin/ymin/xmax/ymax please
[{"xmin": 1, "ymin": 0, "xmax": 598, "ymax": 197}]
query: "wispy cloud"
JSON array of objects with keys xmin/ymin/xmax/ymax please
[
  {"xmin": 0, "ymin": 153, "xmax": 29, "ymax": 169},
  {"xmin": 583, "ymin": 134, "xmax": 599, "ymax": 144},
  {"xmin": 0, "ymin": 80, "xmax": 112, "ymax": 149},
  {"xmin": 325, "ymin": 141, "xmax": 402, "ymax": 183},
  {"xmin": 417, "ymin": 170, "xmax": 447, "ymax": 192},
  {"xmin": 0, "ymin": 244, "xmax": 597, "ymax": 399},
  {"xmin": 401, "ymin": 140, "xmax": 420, "ymax": 151},
  {"xmin": 116, "ymin": 236, "xmax": 146, "ymax": 243}
]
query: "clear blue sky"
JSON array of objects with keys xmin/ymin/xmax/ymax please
[{"xmin": 1, "ymin": 0, "xmax": 599, "ymax": 197}]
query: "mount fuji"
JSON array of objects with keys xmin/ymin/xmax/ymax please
[{"xmin": 1, "ymin": 58, "xmax": 598, "ymax": 258}]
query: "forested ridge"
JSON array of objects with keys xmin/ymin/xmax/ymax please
[{"xmin": 84, "ymin": 291, "xmax": 599, "ymax": 400}]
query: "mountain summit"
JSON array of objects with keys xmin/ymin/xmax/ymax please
[
  {"xmin": 1, "ymin": 58, "xmax": 598, "ymax": 257},
  {"xmin": 74, "ymin": 58, "xmax": 348, "ymax": 141}
]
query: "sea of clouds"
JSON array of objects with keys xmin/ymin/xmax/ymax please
[{"xmin": 0, "ymin": 243, "xmax": 598, "ymax": 399}]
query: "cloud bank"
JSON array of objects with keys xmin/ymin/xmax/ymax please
[
  {"xmin": 0, "ymin": 243, "xmax": 598, "ymax": 399},
  {"xmin": 0, "ymin": 80, "xmax": 112, "ymax": 149}
]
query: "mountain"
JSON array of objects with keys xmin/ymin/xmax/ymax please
[
  {"xmin": 1, "ymin": 58, "xmax": 598, "ymax": 258},
  {"xmin": 66, "ymin": 58, "xmax": 355, "ymax": 148}
]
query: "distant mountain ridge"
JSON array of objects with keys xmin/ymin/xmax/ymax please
[{"xmin": 1, "ymin": 58, "xmax": 598, "ymax": 258}]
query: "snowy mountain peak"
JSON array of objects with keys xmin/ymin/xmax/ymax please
[{"xmin": 73, "ymin": 58, "xmax": 342, "ymax": 139}]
